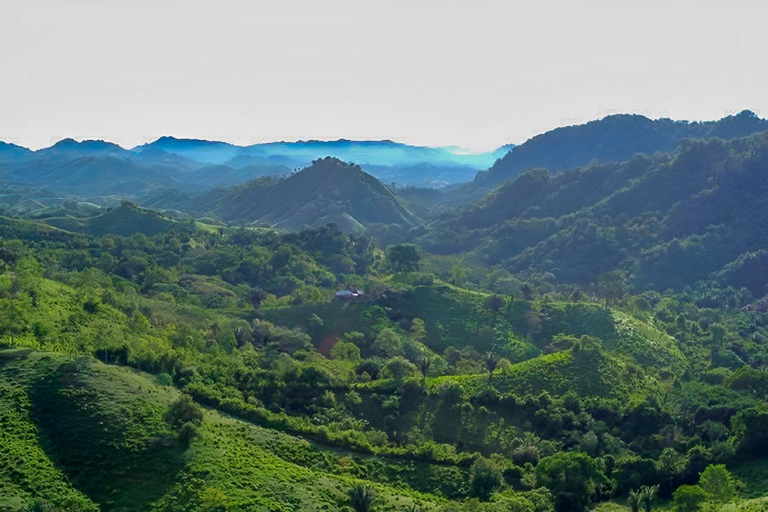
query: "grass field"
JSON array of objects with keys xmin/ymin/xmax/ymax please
[{"xmin": 0, "ymin": 349, "xmax": 464, "ymax": 512}]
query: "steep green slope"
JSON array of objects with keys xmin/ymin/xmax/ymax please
[
  {"xmin": 0, "ymin": 350, "xmax": 96, "ymax": 512},
  {"xmin": 0, "ymin": 350, "xmax": 449, "ymax": 512},
  {"xmin": 0, "ymin": 350, "xmax": 180, "ymax": 512}
]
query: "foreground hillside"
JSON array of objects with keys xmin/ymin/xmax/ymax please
[
  {"xmin": 0, "ymin": 350, "xmax": 447, "ymax": 512},
  {"xmin": 0, "ymin": 217, "xmax": 767, "ymax": 511}
]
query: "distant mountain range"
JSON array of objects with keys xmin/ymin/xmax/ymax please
[
  {"xmin": 2, "ymin": 110, "xmax": 768, "ymax": 234},
  {"xmin": 0, "ymin": 137, "xmax": 509, "ymax": 202},
  {"xmin": 132, "ymin": 137, "xmax": 508, "ymax": 186}
]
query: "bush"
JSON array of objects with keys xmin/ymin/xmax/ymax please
[
  {"xmin": 673, "ymin": 484, "xmax": 708, "ymax": 512},
  {"xmin": 469, "ymin": 456, "xmax": 503, "ymax": 500},
  {"xmin": 512, "ymin": 444, "xmax": 541, "ymax": 466},
  {"xmin": 381, "ymin": 356, "xmax": 418, "ymax": 384},
  {"xmin": 165, "ymin": 395, "xmax": 203, "ymax": 428},
  {"xmin": 437, "ymin": 381, "xmax": 464, "ymax": 406},
  {"xmin": 177, "ymin": 421, "xmax": 199, "ymax": 446}
]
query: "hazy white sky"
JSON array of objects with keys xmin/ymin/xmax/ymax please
[{"xmin": 1, "ymin": 0, "xmax": 766, "ymax": 151}]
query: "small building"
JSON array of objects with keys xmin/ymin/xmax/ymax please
[{"xmin": 335, "ymin": 288, "xmax": 364, "ymax": 301}]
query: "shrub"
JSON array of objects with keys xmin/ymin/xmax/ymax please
[
  {"xmin": 673, "ymin": 485, "xmax": 708, "ymax": 512},
  {"xmin": 535, "ymin": 452, "xmax": 606, "ymax": 512},
  {"xmin": 469, "ymin": 456, "xmax": 503, "ymax": 500},
  {"xmin": 699, "ymin": 464, "xmax": 739, "ymax": 505},
  {"xmin": 165, "ymin": 395, "xmax": 203, "ymax": 428},
  {"xmin": 177, "ymin": 421, "xmax": 199, "ymax": 446}
]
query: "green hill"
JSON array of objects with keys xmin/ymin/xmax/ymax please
[
  {"xmin": 9, "ymin": 155, "xmax": 182, "ymax": 198},
  {"xmin": 0, "ymin": 349, "xmax": 449, "ymax": 512},
  {"xmin": 2, "ymin": 193, "xmax": 768, "ymax": 512},
  {"xmin": 206, "ymin": 157, "xmax": 418, "ymax": 231},
  {"xmin": 42, "ymin": 203, "xmax": 186, "ymax": 237},
  {"xmin": 426, "ymin": 346, "xmax": 646, "ymax": 399}
]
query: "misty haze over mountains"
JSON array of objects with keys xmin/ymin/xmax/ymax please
[
  {"xmin": 0, "ymin": 136, "xmax": 509, "ymax": 191},
  {"xmin": 1, "ymin": 110, "xmax": 766, "ymax": 232}
]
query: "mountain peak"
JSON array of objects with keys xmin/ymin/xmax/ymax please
[
  {"xmin": 208, "ymin": 157, "xmax": 415, "ymax": 231},
  {"xmin": 144, "ymin": 136, "xmax": 235, "ymax": 148},
  {"xmin": 49, "ymin": 138, "xmax": 122, "ymax": 149},
  {"xmin": 735, "ymin": 109, "xmax": 758, "ymax": 118},
  {"xmin": 309, "ymin": 155, "xmax": 363, "ymax": 169},
  {"xmin": 0, "ymin": 140, "xmax": 31, "ymax": 151}
]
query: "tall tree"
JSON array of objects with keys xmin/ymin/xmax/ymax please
[
  {"xmin": 535, "ymin": 452, "xmax": 607, "ymax": 512},
  {"xmin": 640, "ymin": 484, "xmax": 658, "ymax": 512},
  {"xmin": 469, "ymin": 457, "xmax": 503, "ymax": 501},
  {"xmin": 699, "ymin": 465, "xmax": 738, "ymax": 505},
  {"xmin": 597, "ymin": 270, "xmax": 627, "ymax": 307},
  {"xmin": 386, "ymin": 244, "xmax": 421, "ymax": 273},
  {"xmin": 484, "ymin": 352, "xmax": 500, "ymax": 379}
]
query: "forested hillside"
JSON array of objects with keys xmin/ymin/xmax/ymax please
[
  {"xmin": 2, "ymin": 182, "xmax": 768, "ymax": 511},
  {"xmin": 420, "ymin": 130, "xmax": 768, "ymax": 294},
  {"xmin": 470, "ymin": 110, "xmax": 768, "ymax": 191},
  {"xmin": 5, "ymin": 0, "xmax": 768, "ymax": 508}
]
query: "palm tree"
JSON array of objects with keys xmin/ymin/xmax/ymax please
[
  {"xmin": 627, "ymin": 488, "xmax": 643, "ymax": 512},
  {"xmin": 485, "ymin": 352, "xmax": 499, "ymax": 379},
  {"xmin": 417, "ymin": 356, "xmax": 431, "ymax": 379},
  {"xmin": 349, "ymin": 483, "xmax": 375, "ymax": 512},
  {"xmin": 23, "ymin": 500, "xmax": 57, "ymax": 512},
  {"xmin": 640, "ymin": 484, "xmax": 659, "ymax": 512}
]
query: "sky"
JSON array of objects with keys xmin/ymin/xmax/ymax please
[{"xmin": 1, "ymin": 0, "xmax": 766, "ymax": 152}]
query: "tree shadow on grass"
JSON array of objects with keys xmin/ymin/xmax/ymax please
[{"xmin": 30, "ymin": 359, "xmax": 188, "ymax": 512}]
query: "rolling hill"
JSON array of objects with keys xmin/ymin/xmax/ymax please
[
  {"xmin": 6, "ymin": 155, "xmax": 184, "ymax": 197},
  {"xmin": 42, "ymin": 203, "xmax": 186, "ymax": 237}
]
